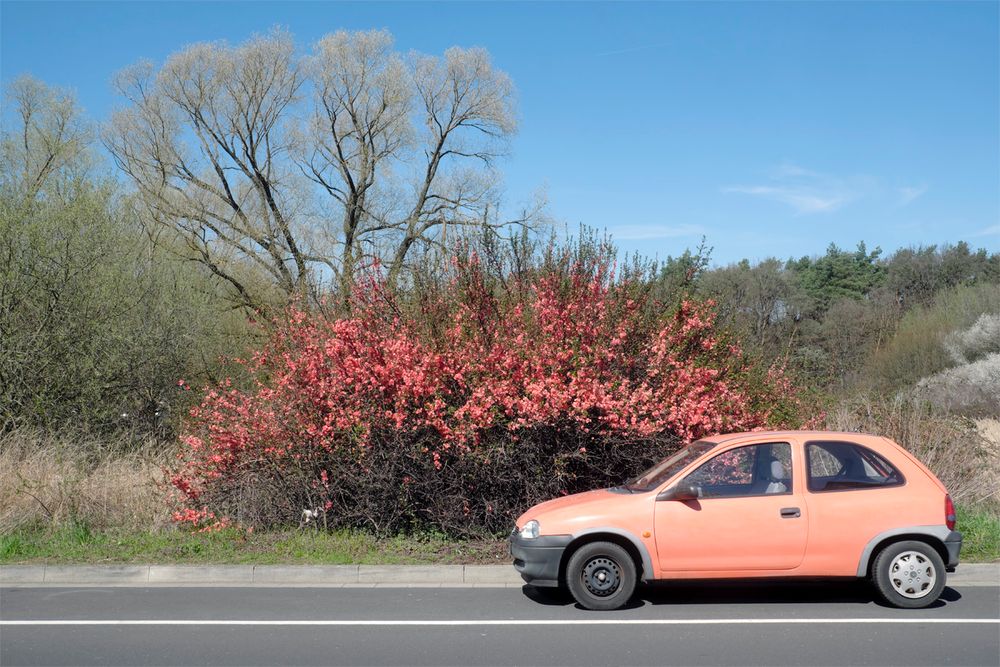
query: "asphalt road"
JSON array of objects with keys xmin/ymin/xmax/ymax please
[{"xmin": 2, "ymin": 581, "xmax": 998, "ymax": 666}]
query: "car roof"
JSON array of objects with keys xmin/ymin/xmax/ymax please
[{"xmin": 704, "ymin": 430, "xmax": 882, "ymax": 445}]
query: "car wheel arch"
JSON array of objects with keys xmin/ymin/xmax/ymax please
[
  {"xmin": 559, "ymin": 529, "xmax": 653, "ymax": 585},
  {"xmin": 860, "ymin": 529, "xmax": 950, "ymax": 578}
]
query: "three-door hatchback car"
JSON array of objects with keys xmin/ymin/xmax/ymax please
[{"xmin": 510, "ymin": 431, "xmax": 962, "ymax": 610}]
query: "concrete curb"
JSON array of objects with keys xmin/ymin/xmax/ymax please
[
  {"xmin": 0, "ymin": 564, "xmax": 523, "ymax": 587},
  {"xmin": 1, "ymin": 563, "xmax": 997, "ymax": 587}
]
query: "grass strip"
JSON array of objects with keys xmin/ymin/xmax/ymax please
[
  {"xmin": 955, "ymin": 506, "xmax": 1000, "ymax": 562},
  {"xmin": 2, "ymin": 507, "xmax": 996, "ymax": 565},
  {"xmin": 0, "ymin": 523, "xmax": 508, "ymax": 565}
]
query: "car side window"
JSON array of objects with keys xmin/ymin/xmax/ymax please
[
  {"xmin": 806, "ymin": 441, "xmax": 905, "ymax": 492},
  {"xmin": 682, "ymin": 442, "xmax": 792, "ymax": 498}
]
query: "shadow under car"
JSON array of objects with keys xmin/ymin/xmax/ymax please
[{"xmin": 522, "ymin": 579, "xmax": 962, "ymax": 610}]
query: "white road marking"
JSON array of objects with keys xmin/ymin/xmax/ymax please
[{"xmin": 2, "ymin": 618, "xmax": 997, "ymax": 626}]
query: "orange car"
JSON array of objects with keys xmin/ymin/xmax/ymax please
[{"xmin": 510, "ymin": 431, "xmax": 962, "ymax": 610}]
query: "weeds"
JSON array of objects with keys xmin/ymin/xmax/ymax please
[{"xmin": 0, "ymin": 428, "xmax": 172, "ymax": 534}]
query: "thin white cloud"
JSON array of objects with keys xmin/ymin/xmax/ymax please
[
  {"xmin": 897, "ymin": 185, "xmax": 927, "ymax": 206},
  {"xmin": 771, "ymin": 162, "xmax": 819, "ymax": 179},
  {"xmin": 608, "ymin": 223, "xmax": 706, "ymax": 240},
  {"xmin": 722, "ymin": 185, "xmax": 847, "ymax": 214},
  {"xmin": 725, "ymin": 164, "xmax": 939, "ymax": 216},
  {"xmin": 723, "ymin": 163, "xmax": 858, "ymax": 215},
  {"xmin": 973, "ymin": 224, "xmax": 1000, "ymax": 237}
]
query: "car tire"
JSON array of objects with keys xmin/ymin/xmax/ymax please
[
  {"xmin": 565, "ymin": 541, "xmax": 637, "ymax": 611},
  {"xmin": 871, "ymin": 540, "xmax": 946, "ymax": 609}
]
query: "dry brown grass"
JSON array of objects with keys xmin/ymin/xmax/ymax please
[
  {"xmin": 0, "ymin": 429, "xmax": 173, "ymax": 534},
  {"xmin": 976, "ymin": 418, "xmax": 1000, "ymax": 495},
  {"xmin": 976, "ymin": 418, "xmax": 1000, "ymax": 448},
  {"xmin": 827, "ymin": 396, "xmax": 1000, "ymax": 509}
]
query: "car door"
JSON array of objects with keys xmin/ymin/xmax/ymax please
[{"xmin": 653, "ymin": 441, "xmax": 809, "ymax": 573}]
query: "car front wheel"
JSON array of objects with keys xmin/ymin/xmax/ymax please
[
  {"xmin": 872, "ymin": 540, "xmax": 947, "ymax": 609},
  {"xmin": 565, "ymin": 541, "xmax": 637, "ymax": 611}
]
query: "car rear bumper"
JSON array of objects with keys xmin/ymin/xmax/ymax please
[
  {"xmin": 509, "ymin": 532, "xmax": 573, "ymax": 587},
  {"xmin": 944, "ymin": 530, "xmax": 962, "ymax": 571}
]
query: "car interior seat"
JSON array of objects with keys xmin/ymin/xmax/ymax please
[{"xmin": 765, "ymin": 460, "xmax": 788, "ymax": 494}]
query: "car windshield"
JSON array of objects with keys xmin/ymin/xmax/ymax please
[{"xmin": 625, "ymin": 440, "xmax": 718, "ymax": 492}]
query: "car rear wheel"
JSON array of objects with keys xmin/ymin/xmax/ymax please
[
  {"xmin": 872, "ymin": 540, "xmax": 946, "ymax": 609},
  {"xmin": 565, "ymin": 541, "xmax": 637, "ymax": 611}
]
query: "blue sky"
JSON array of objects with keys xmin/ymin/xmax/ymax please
[{"xmin": 2, "ymin": 1, "xmax": 997, "ymax": 264}]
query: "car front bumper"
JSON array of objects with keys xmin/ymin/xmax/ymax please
[{"xmin": 509, "ymin": 531, "xmax": 573, "ymax": 587}]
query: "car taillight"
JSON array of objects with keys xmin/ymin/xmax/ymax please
[{"xmin": 945, "ymin": 494, "xmax": 956, "ymax": 531}]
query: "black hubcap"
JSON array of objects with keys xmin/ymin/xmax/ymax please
[{"xmin": 582, "ymin": 557, "xmax": 621, "ymax": 597}]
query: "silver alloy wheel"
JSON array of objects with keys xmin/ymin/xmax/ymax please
[{"xmin": 888, "ymin": 550, "xmax": 937, "ymax": 599}]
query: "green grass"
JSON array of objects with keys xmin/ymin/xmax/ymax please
[
  {"xmin": 2, "ymin": 509, "xmax": 996, "ymax": 565},
  {"xmin": 0, "ymin": 521, "xmax": 508, "ymax": 565},
  {"xmin": 956, "ymin": 506, "xmax": 1000, "ymax": 562}
]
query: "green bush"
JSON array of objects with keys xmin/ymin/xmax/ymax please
[
  {"xmin": 0, "ymin": 184, "xmax": 252, "ymax": 440},
  {"xmin": 867, "ymin": 282, "xmax": 1000, "ymax": 394}
]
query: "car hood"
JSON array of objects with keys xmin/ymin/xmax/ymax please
[{"xmin": 516, "ymin": 488, "xmax": 625, "ymax": 527}]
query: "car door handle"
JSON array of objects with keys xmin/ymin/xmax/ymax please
[{"xmin": 780, "ymin": 507, "xmax": 801, "ymax": 518}]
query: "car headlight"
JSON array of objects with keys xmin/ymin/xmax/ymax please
[{"xmin": 519, "ymin": 520, "xmax": 540, "ymax": 539}]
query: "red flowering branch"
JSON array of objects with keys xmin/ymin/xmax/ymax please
[{"xmin": 170, "ymin": 250, "xmax": 805, "ymax": 534}]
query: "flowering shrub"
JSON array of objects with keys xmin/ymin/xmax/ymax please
[{"xmin": 171, "ymin": 249, "xmax": 805, "ymax": 535}]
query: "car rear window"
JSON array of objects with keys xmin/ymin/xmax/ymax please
[{"xmin": 806, "ymin": 441, "xmax": 905, "ymax": 492}]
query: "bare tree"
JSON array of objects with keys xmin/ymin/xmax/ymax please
[
  {"xmin": 1, "ymin": 76, "xmax": 91, "ymax": 204},
  {"xmin": 388, "ymin": 43, "xmax": 523, "ymax": 286},
  {"xmin": 105, "ymin": 30, "xmax": 309, "ymax": 310},
  {"xmin": 297, "ymin": 30, "xmax": 411, "ymax": 295},
  {"xmin": 105, "ymin": 28, "xmax": 540, "ymax": 309}
]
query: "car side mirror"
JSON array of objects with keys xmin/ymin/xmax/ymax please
[{"xmin": 656, "ymin": 482, "xmax": 702, "ymax": 502}]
